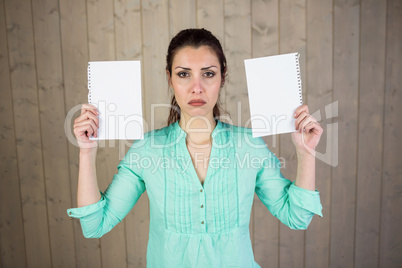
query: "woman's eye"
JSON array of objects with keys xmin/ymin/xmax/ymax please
[
  {"xmin": 177, "ymin": 72, "xmax": 189, "ymax": 78},
  {"xmin": 204, "ymin": 71, "xmax": 215, "ymax": 77}
]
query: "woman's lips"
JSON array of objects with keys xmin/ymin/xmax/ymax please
[
  {"xmin": 189, "ymin": 102, "xmax": 206, "ymax": 106},
  {"xmin": 188, "ymin": 99, "xmax": 206, "ymax": 106}
]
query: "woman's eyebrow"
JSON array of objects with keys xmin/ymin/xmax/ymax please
[
  {"xmin": 174, "ymin": 65, "xmax": 218, "ymax": 70},
  {"xmin": 175, "ymin": 66, "xmax": 191, "ymax": 70},
  {"xmin": 201, "ymin": 65, "xmax": 218, "ymax": 70}
]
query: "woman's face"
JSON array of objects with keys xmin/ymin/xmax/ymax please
[{"xmin": 169, "ymin": 45, "xmax": 221, "ymax": 121}]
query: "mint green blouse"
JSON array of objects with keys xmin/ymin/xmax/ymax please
[{"xmin": 67, "ymin": 119, "xmax": 323, "ymax": 267}]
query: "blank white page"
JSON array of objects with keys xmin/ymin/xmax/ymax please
[
  {"xmin": 88, "ymin": 61, "xmax": 143, "ymax": 140},
  {"xmin": 244, "ymin": 52, "xmax": 302, "ymax": 137}
]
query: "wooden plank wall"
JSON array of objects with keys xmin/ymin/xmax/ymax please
[{"xmin": 0, "ymin": 0, "xmax": 401, "ymax": 267}]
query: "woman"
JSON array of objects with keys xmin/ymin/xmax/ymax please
[{"xmin": 69, "ymin": 28, "xmax": 323, "ymax": 267}]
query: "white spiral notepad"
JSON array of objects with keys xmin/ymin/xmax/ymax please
[
  {"xmin": 244, "ymin": 52, "xmax": 303, "ymax": 137},
  {"xmin": 88, "ymin": 61, "xmax": 143, "ymax": 140}
]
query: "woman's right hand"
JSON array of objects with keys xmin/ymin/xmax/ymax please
[{"xmin": 73, "ymin": 104, "xmax": 100, "ymax": 152}]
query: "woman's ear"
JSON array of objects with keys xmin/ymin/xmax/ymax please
[
  {"xmin": 166, "ymin": 70, "xmax": 172, "ymax": 87},
  {"xmin": 221, "ymin": 68, "xmax": 227, "ymax": 87}
]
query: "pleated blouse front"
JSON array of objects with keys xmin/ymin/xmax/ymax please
[{"xmin": 67, "ymin": 119, "xmax": 323, "ymax": 267}]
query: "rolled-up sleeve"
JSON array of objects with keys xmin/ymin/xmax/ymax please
[
  {"xmin": 254, "ymin": 139, "xmax": 323, "ymax": 230},
  {"xmin": 67, "ymin": 151, "xmax": 146, "ymax": 238}
]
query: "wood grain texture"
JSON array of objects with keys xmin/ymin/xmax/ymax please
[
  {"xmin": 355, "ymin": 0, "xmax": 387, "ymax": 267},
  {"xmin": 59, "ymin": 0, "xmax": 103, "ymax": 266},
  {"xmin": 0, "ymin": 0, "xmax": 26, "ymax": 266},
  {"xmin": 279, "ymin": 0, "xmax": 307, "ymax": 267},
  {"xmin": 380, "ymin": 0, "xmax": 402, "ymax": 266},
  {"xmin": 86, "ymin": 0, "xmax": 115, "ymax": 61},
  {"xmin": 331, "ymin": 0, "xmax": 360, "ymax": 267},
  {"xmin": 251, "ymin": 0, "xmax": 280, "ymax": 267},
  {"xmin": 196, "ymin": 0, "xmax": 224, "ymax": 46},
  {"xmin": 141, "ymin": 0, "xmax": 170, "ymax": 129},
  {"xmin": 31, "ymin": 0, "xmax": 76, "ymax": 266},
  {"xmin": 169, "ymin": 0, "xmax": 196, "ymax": 38},
  {"xmin": 305, "ymin": 0, "xmax": 333, "ymax": 267},
  {"xmin": 3, "ymin": 0, "xmax": 52, "ymax": 266},
  {"xmin": 114, "ymin": 0, "xmax": 143, "ymax": 61},
  {"xmin": 224, "ymin": 0, "xmax": 251, "ymax": 127}
]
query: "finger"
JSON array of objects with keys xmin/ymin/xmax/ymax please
[
  {"xmin": 303, "ymin": 121, "xmax": 315, "ymax": 132},
  {"xmin": 80, "ymin": 111, "xmax": 99, "ymax": 128},
  {"xmin": 294, "ymin": 104, "xmax": 309, "ymax": 119},
  {"xmin": 304, "ymin": 121, "xmax": 322, "ymax": 135},
  {"xmin": 81, "ymin": 103, "xmax": 98, "ymax": 111},
  {"xmin": 295, "ymin": 111, "xmax": 310, "ymax": 130},
  {"xmin": 74, "ymin": 124, "xmax": 95, "ymax": 138},
  {"xmin": 81, "ymin": 103, "xmax": 99, "ymax": 116},
  {"xmin": 74, "ymin": 122, "xmax": 96, "ymax": 138},
  {"xmin": 79, "ymin": 109, "xmax": 99, "ymax": 125},
  {"xmin": 310, "ymin": 122, "xmax": 323, "ymax": 135},
  {"xmin": 74, "ymin": 118, "xmax": 98, "ymax": 135},
  {"xmin": 75, "ymin": 111, "xmax": 99, "ymax": 128},
  {"xmin": 74, "ymin": 119, "xmax": 98, "ymax": 136},
  {"xmin": 82, "ymin": 122, "xmax": 97, "ymax": 138},
  {"xmin": 300, "ymin": 116, "xmax": 317, "ymax": 133}
]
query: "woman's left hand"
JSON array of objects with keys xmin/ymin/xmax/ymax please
[{"xmin": 291, "ymin": 104, "xmax": 323, "ymax": 156}]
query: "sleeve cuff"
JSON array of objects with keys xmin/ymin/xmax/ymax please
[
  {"xmin": 67, "ymin": 194, "xmax": 106, "ymax": 219},
  {"xmin": 288, "ymin": 181, "xmax": 323, "ymax": 217}
]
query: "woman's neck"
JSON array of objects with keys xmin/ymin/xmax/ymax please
[{"xmin": 179, "ymin": 115, "xmax": 216, "ymax": 146}]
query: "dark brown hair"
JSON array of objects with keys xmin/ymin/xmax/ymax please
[{"xmin": 166, "ymin": 28, "xmax": 227, "ymax": 126}]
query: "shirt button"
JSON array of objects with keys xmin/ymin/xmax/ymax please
[
  {"xmin": 69, "ymin": 212, "xmax": 72, "ymax": 215},
  {"xmin": 200, "ymin": 189, "xmax": 203, "ymax": 192},
  {"xmin": 200, "ymin": 205, "xmax": 204, "ymax": 208},
  {"xmin": 201, "ymin": 221, "xmax": 204, "ymax": 224}
]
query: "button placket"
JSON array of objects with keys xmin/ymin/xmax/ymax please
[{"xmin": 199, "ymin": 188, "xmax": 206, "ymax": 232}]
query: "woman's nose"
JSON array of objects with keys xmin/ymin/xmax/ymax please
[{"xmin": 192, "ymin": 76, "xmax": 203, "ymax": 93}]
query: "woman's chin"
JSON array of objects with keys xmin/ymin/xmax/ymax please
[{"xmin": 182, "ymin": 110, "xmax": 213, "ymax": 120}]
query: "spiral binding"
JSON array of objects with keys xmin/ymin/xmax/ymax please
[
  {"xmin": 295, "ymin": 53, "xmax": 303, "ymax": 104},
  {"xmin": 88, "ymin": 63, "xmax": 92, "ymax": 104}
]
